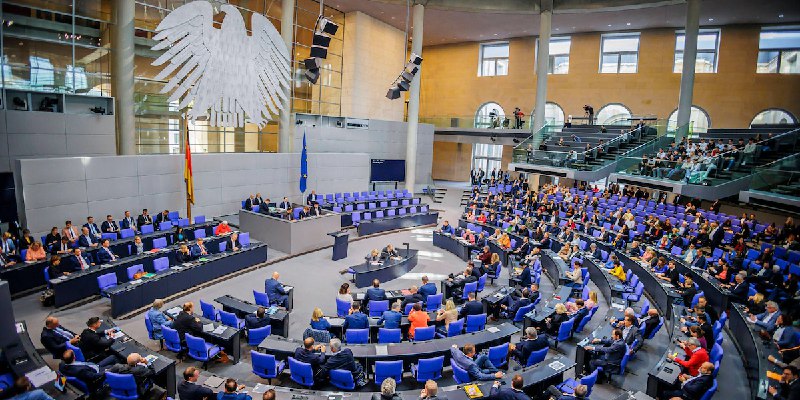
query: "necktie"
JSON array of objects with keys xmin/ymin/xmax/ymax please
[
  {"xmin": 79, "ymin": 257, "xmax": 87, "ymax": 270},
  {"xmin": 108, "ymin": 249, "xmax": 116, "ymax": 261},
  {"xmin": 69, "ymin": 229, "xmax": 75, "ymax": 239},
  {"xmin": 54, "ymin": 327, "xmax": 73, "ymax": 339}
]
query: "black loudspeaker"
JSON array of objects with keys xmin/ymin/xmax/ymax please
[
  {"xmin": 386, "ymin": 87, "xmax": 401, "ymax": 100},
  {"xmin": 304, "ymin": 57, "xmax": 322, "ymax": 70},
  {"xmin": 313, "ymin": 33, "xmax": 331, "ymax": 47},
  {"xmin": 310, "ymin": 46, "xmax": 328, "ymax": 59},
  {"xmin": 397, "ymin": 80, "xmax": 410, "ymax": 91},
  {"xmin": 321, "ymin": 19, "xmax": 339, "ymax": 35},
  {"xmin": 400, "ymin": 71, "xmax": 414, "ymax": 83},
  {"xmin": 410, "ymin": 53, "xmax": 423, "ymax": 65},
  {"xmin": 305, "ymin": 69, "xmax": 320, "ymax": 84}
]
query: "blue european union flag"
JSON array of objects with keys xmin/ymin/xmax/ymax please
[{"xmin": 300, "ymin": 131, "xmax": 308, "ymax": 193}]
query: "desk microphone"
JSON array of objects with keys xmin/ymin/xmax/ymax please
[{"xmin": 403, "ymin": 242, "xmax": 410, "ymax": 255}]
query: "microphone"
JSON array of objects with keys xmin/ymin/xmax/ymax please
[{"xmin": 403, "ymin": 242, "xmax": 410, "ymax": 255}]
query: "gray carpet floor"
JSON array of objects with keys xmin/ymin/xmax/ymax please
[{"xmin": 11, "ymin": 180, "xmax": 749, "ymax": 398}]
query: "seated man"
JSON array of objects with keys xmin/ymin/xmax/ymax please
[
  {"xmin": 378, "ymin": 302, "xmax": 403, "ymax": 329},
  {"xmin": 178, "ymin": 367, "xmax": 216, "ymax": 400},
  {"xmin": 418, "ymin": 275, "xmax": 437, "ymax": 301},
  {"xmin": 155, "ymin": 210, "xmax": 170, "ymax": 227},
  {"xmin": 450, "ymin": 344, "xmax": 503, "ymax": 381},
  {"xmin": 217, "ymin": 378, "xmax": 251, "ymax": 400},
  {"xmin": 667, "ymin": 337, "xmax": 709, "ymax": 377},
  {"xmin": 176, "ymin": 245, "xmax": 195, "ymax": 263},
  {"xmin": 343, "ymin": 302, "xmax": 369, "ymax": 331},
  {"xmin": 79, "ymin": 317, "xmax": 119, "ymax": 363},
  {"xmin": 663, "ymin": 362, "xmax": 715, "ymax": 400},
  {"xmin": 41, "ymin": 316, "xmax": 81, "ymax": 359},
  {"xmin": 78, "ymin": 227, "xmax": 98, "ymax": 248},
  {"xmin": 499, "ymin": 288, "xmax": 531, "ymax": 320},
  {"xmin": 121, "ymin": 211, "xmax": 137, "ymax": 232},
  {"xmin": 584, "ymin": 328, "xmax": 627, "ymax": 374},
  {"xmin": 488, "ymin": 375, "xmax": 530, "ymax": 400},
  {"xmin": 264, "ymin": 272, "xmax": 289, "ymax": 307},
  {"xmin": 244, "ymin": 307, "xmax": 271, "ymax": 330},
  {"xmin": 293, "ymin": 337, "xmax": 326, "ymax": 376},
  {"xmin": 101, "ymin": 215, "xmax": 120, "ymax": 234},
  {"xmin": 569, "ymin": 300, "xmax": 590, "ymax": 333},
  {"xmin": 83, "ymin": 217, "xmax": 102, "ymax": 240},
  {"xmin": 317, "ymin": 338, "xmax": 366, "ymax": 386},
  {"xmin": 365, "ymin": 279, "xmax": 387, "ymax": 309},
  {"xmin": 510, "ymin": 327, "xmax": 549, "ymax": 365},
  {"xmin": 439, "ymin": 220, "xmax": 455, "ymax": 235},
  {"xmin": 381, "ymin": 244, "xmax": 400, "ymax": 259},
  {"xmin": 107, "ymin": 353, "xmax": 163, "ymax": 399},
  {"xmin": 59, "ymin": 349, "xmax": 106, "ymax": 392},
  {"xmin": 401, "ymin": 286, "xmax": 425, "ymax": 311},
  {"xmin": 191, "ymin": 238, "xmax": 209, "ymax": 258},
  {"xmin": 749, "ymin": 301, "xmax": 780, "ymax": 333},
  {"xmin": 137, "ymin": 209, "xmax": 153, "ymax": 227},
  {"xmin": 460, "ymin": 292, "xmax": 484, "ymax": 319},
  {"xmin": 226, "ymin": 232, "xmax": 241, "ymax": 252},
  {"xmin": 71, "ymin": 248, "xmax": 94, "ymax": 271},
  {"xmin": 95, "ymin": 239, "xmax": 119, "ymax": 264}
]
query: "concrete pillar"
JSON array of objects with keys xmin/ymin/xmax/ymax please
[
  {"xmin": 111, "ymin": 0, "xmax": 135, "ymax": 155},
  {"xmin": 532, "ymin": 3, "xmax": 552, "ymax": 133},
  {"xmin": 278, "ymin": 0, "xmax": 296, "ymax": 153},
  {"xmin": 405, "ymin": 2, "xmax": 424, "ymax": 193},
  {"xmin": 675, "ymin": 0, "xmax": 701, "ymax": 141}
]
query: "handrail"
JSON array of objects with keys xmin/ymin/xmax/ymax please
[
  {"xmin": 513, "ymin": 123, "xmax": 552, "ymax": 151},
  {"xmin": 580, "ymin": 126, "xmax": 641, "ymax": 156},
  {"xmin": 643, "ymin": 127, "xmax": 799, "ymax": 164}
]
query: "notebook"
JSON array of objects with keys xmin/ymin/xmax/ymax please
[
  {"xmin": 463, "ymin": 384, "xmax": 483, "ymax": 399},
  {"xmin": 204, "ymin": 375, "xmax": 224, "ymax": 388}
]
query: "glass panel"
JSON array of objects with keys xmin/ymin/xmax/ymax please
[
  {"xmin": 475, "ymin": 103, "xmax": 505, "ymax": 128},
  {"xmin": 602, "ymin": 36, "xmax": 639, "ymax": 52},
  {"xmin": 550, "ymin": 38, "xmax": 571, "ymax": 55},
  {"xmin": 779, "ymin": 50, "xmax": 800, "ymax": 73},
  {"xmin": 757, "ymin": 50, "xmax": 780, "ymax": 73},
  {"xmin": 601, "ymin": 54, "xmax": 618, "ymax": 73},
  {"xmin": 495, "ymin": 59, "xmax": 508, "ymax": 76},
  {"xmin": 667, "ymin": 106, "xmax": 709, "ymax": 134},
  {"xmin": 596, "ymin": 104, "xmax": 632, "ymax": 125},
  {"xmin": 751, "ymin": 109, "xmax": 797, "ymax": 125},
  {"xmin": 695, "ymin": 52, "xmax": 716, "ymax": 73},
  {"xmin": 481, "ymin": 59, "xmax": 496, "ymax": 76},
  {"xmin": 550, "ymin": 55, "xmax": 569, "ymax": 74},
  {"xmin": 759, "ymin": 30, "xmax": 800, "ymax": 50},
  {"xmin": 482, "ymin": 43, "xmax": 509, "ymax": 58},
  {"xmin": 618, "ymin": 53, "xmax": 638, "ymax": 73},
  {"xmin": 545, "ymin": 103, "xmax": 565, "ymax": 127}
]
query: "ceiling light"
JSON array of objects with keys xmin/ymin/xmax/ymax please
[
  {"xmin": 708, "ymin": 18, "xmax": 714, "ymax": 21},
  {"xmin": 494, "ymin": 33, "xmax": 498, "ymax": 36},
  {"xmin": 607, "ymin": 24, "xmax": 612, "ymax": 27},
  {"xmin": 779, "ymin": 14, "xmax": 784, "ymax": 18},
  {"xmin": 626, "ymin": 22, "xmax": 631, "ymax": 26}
]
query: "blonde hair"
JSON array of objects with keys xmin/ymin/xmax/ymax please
[
  {"xmin": 312, "ymin": 307, "xmax": 324, "ymax": 322},
  {"xmin": 371, "ymin": 249, "xmax": 379, "ymax": 257},
  {"xmin": 589, "ymin": 291, "xmax": 598, "ymax": 304},
  {"xmin": 554, "ymin": 303, "xmax": 567, "ymax": 314},
  {"xmin": 491, "ymin": 253, "xmax": 500, "ymax": 264},
  {"xmin": 152, "ymin": 299, "xmax": 164, "ymax": 309},
  {"xmin": 444, "ymin": 299, "xmax": 456, "ymax": 311},
  {"xmin": 752, "ymin": 292, "xmax": 765, "ymax": 304}
]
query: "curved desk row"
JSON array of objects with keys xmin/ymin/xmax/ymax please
[
  {"xmin": 357, "ymin": 212, "xmax": 439, "ymax": 236},
  {"xmin": 432, "ymin": 232, "xmax": 474, "ymax": 261},
  {"xmin": 106, "ymin": 242, "xmax": 269, "ymax": 317},
  {"xmin": 50, "ymin": 230, "xmax": 228, "ymax": 307},
  {"xmin": 646, "ymin": 304, "xmax": 688, "ymax": 398},
  {"xmin": 349, "ymin": 249, "xmax": 419, "ymax": 288}
]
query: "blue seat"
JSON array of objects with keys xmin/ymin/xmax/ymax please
[
  {"xmin": 329, "ymin": 369, "xmax": 355, "ymax": 390},
  {"xmin": 168, "ymin": 211, "xmax": 180, "ymax": 221},
  {"xmin": 699, "ymin": 379, "xmax": 718, "ymax": 400},
  {"xmin": 200, "ymin": 300, "xmax": 219, "ymax": 321},
  {"xmin": 487, "ymin": 263, "xmax": 502, "ymax": 285},
  {"xmin": 120, "ymin": 228, "xmax": 135, "ymax": 239},
  {"xmin": 97, "ymin": 273, "xmax": 117, "ymax": 295},
  {"xmin": 413, "ymin": 326, "xmax": 435, "ymax": 341},
  {"xmin": 159, "ymin": 222, "xmax": 172, "ymax": 231},
  {"xmin": 452, "ymin": 363, "xmax": 471, "ymax": 384},
  {"xmin": 194, "ymin": 215, "xmax": 206, "ymax": 224},
  {"xmin": 526, "ymin": 347, "xmax": 549, "ymax": 367},
  {"xmin": 219, "ymin": 310, "xmax": 244, "ymax": 329},
  {"xmin": 404, "ymin": 303, "xmax": 419, "ymax": 315},
  {"xmin": 66, "ymin": 342, "xmax": 86, "ymax": 361},
  {"xmin": 105, "ymin": 372, "xmax": 139, "ymax": 400},
  {"xmin": 126, "ymin": 264, "xmax": 144, "ymax": 280},
  {"xmin": 425, "ymin": 293, "xmax": 443, "ymax": 311},
  {"xmin": 476, "ymin": 274, "xmax": 487, "ymax": 292},
  {"xmin": 411, "ymin": 356, "xmax": 444, "ymax": 382},
  {"xmin": 512, "ymin": 304, "xmax": 534, "ymax": 326},
  {"xmin": 378, "ymin": 328, "xmax": 401, "ymax": 344},
  {"xmin": 219, "ymin": 242, "xmax": 227, "ymax": 252},
  {"xmin": 345, "ymin": 328, "xmax": 369, "ymax": 344},
  {"xmin": 488, "ymin": 343, "xmax": 509, "ymax": 367},
  {"xmin": 375, "ymin": 360, "xmax": 403, "ymax": 384},
  {"xmin": 709, "ymin": 343, "xmax": 723, "ymax": 364},
  {"xmin": 251, "ymin": 351, "xmax": 284, "ymax": 383},
  {"xmin": 461, "ymin": 281, "xmax": 478, "ymax": 302},
  {"xmin": 574, "ymin": 313, "xmax": 592, "ymax": 333},
  {"xmin": 369, "ymin": 300, "xmax": 389, "ymax": 317},
  {"xmin": 65, "ymin": 376, "xmax": 89, "ymax": 394},
  {"xmin": 185, "ymin": 333, "xmax": 222, "ymax": 369},
  {"xmin": 194, "ymin": 229, "xmax": 206, "ymax": 239},
  {"xmin": 606, "ymin": 345, "xmax": 631, "ymax": 382},
  {"xmin": 556, "ymin": 367, "xmax": 600, "ymax": 396},
  {"xmin": 336, "ymin": 298, "xmax": 351, "ymax": 317},
  {"xmin": 288, "ymin": 357, "xmax": 315, "ymax": 387},
  {"xmin": 253, "ymin": 290, "xmax": 270, "ymax": 307},
  {"xmin": 239, "ymin": 232, "xmax": 250, "ymax": 246},
  {"xmin": 162, "ymin": 326, "xmax": 183, "ymax": 354},
  {"xmin": 465, "ymin": 314, "xmax": 487, "ymax": 333},
  {"xmin": 101, "ymin": 233, "xmax": 118, "ymax": 242},
  {"xmin": 178, "ymin": 218, "xmax": 190, "ymax": 227},
  {"xmin": 645, "ymin": 317, "xmax": 664, "ymax": 340},
  {"xmin": 140, "ymin": 224, "xmax": 154, "ymax": 234},
  {"xmin": 248, "ymin": 326, "xmax": 271, "ymax": 346},
  {"xmin": 548, "ymin": 317, "xmax": 575, "ymax": 348},
  {"xmin": 153, "ymin": 237, "xmax": 167, "ymax": 249},
  {"xmin": 436, "ymin": 319, "xmax": 464, "ymax": 338},
  {"xmin": 153, "ymin": 257, "xmax": 169, "ymax": 272}
]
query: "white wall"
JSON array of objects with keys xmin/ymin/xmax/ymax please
[
  {"xmin": 0, "ymin": 110, "xmax": 116, "ymax": 173},
  {"xmin": 15, "ymin": 152, "xmax": 369, "ymax": 238},
  {"xmin": 294, "ymin": 119, "xmax": 434, "ymax": 190}
]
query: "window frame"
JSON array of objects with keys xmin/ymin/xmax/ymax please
[
  {"xmin": 757, "ymin": 27, "xmax": 800, "ymax": 74},
  {"xmin": 472, "ymin": 143, "xmax": 504, "ymax": 172},
  {"xmin": 535, "ymin": 36, "xmax": 572, "ymax": 74},
  {"xmin": 667, "ymin": 105, "xmax": 712, "ymax": 134},
  {"xmin": 750, "ymin": 108, "xmax": 798, "ymax": 126},
  {"xmin": 673, "ymin": 29, "xmax": 721, "ymax": 73},
  {"xmin": 478, "ymin": 42, "xmax": 510, "ymax": 77},
  {"xmin": 599, "ymin": 32, "xmax": 641, "ymax": 74}
]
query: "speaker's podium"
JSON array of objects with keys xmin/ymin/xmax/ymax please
[{"xmin": 328, "ymin": 231, "xmax": 350, "ymax": 261}]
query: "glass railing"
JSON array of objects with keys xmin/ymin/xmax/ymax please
[
  {"xmin": 419, "ymin": 115, "xmax": 536, "ymax": 130},
  {"xmin": 749, "ymin": 154, "xmax": 800, "ymax": 199},
  {"xmin": 512, "ymin": 123, "xmax": 560, "ymax": 164}
]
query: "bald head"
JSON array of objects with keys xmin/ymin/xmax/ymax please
[
  {"xmin": 272, "ymin": 271, "xmax": 280, "ymax": 280},
  {"xmin": 126, "ymin": 353, "xmax": 142, "ymax": 366},
  {"xmin": 303, "ymin": 337, "xmax": 315, "ymax": 349},
  {"xmin": 699, "ymin": 361, "xmax": 715, "ymax": 375}
]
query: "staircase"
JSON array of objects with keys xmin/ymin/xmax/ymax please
[{"xmin": 460, "ymin": 190, "xmax": 472, "ymax": 206}]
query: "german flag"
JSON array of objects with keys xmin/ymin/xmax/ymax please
[{"xmin": 184, "ymin": 134, "xmax": 194, "ymax": 205}]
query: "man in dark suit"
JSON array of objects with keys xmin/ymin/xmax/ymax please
[
  {"xmin": 78, "ymin": 317, "xmax": 115, "ymax": 361},
  {"xmin": 510, "ymin": 327, "xmax": 548, "ymax": 365},
  {"xmin": 178, "ymin": 367, "xmax": 216, "ymax": 400},
  {"xmin": 460, "ymin": 292, "xmax": 484, "ymax": 319},
  {"xmin": 172, "ymin": 302, "xmax": 203, "ymax": 343},
  {"xmin": 317, "ymin": 338, "xmax": 365, "ymax": 386},
  {"xmin": 264, "ymin": 271, "xmax": 288, "ymax": 307},
  {"xmin": 47, "ymin": 256, "xmax": 72, "ymax": 279},
  {"xmin": 293, "ymin": 337, "xmax": 326, "ymax": 375},
  {"xmin": 499, "ymin": 288, "xmax": 531, "ymax": 319},
  {"xmin": 365, "ymin": 279, "xmax": 386, "ymax": 309},
  {"xmin": 226, "ymin": 232, "xmax": 241, "ymax": 252},
  {"xmin": 514, "ymin": 264, "xmax": 532, "ymax": 288},
  {"xmin": 641, "ymin": 309, "xmax": 661, "ymax": 339},
  {"xmin": 191, "ymin": 238, "xmax": 209, "ymax": 258},
  {"xmin": 769, "ymin": 365, "xmax": 800, "ymax": 400},
  {"xmin": 678, "ymin": 277, "xmax": 698, "ymax": 307},
  {"xmin": 244, "ymin": 307, "xmax": 271, "ymax": 329},
  {"xmin": 663, "ymin": 361, "xmax": 715, "ymax": 400},
  {"xmin": 585, "ymin": 329, "xmax": 627, "ymax": 374},
  {"xmin": 107, "ymin": 353, "xmax": 160, "ymax": 398},
  {"xmin": 77, "ymin": 227, "xmax": 98, "ymax": 248},
  {"xmin": 418, "ymin": 275, "xmax": 437, "ymax": 301},
  {"xmin": 401, "ymin": 286, "xmax": 425, "ymax": 310},
  {"xmin": 306, "ymin": 190, "xmax": 317, "ymax": 205},
  {"xmin": 83, "ymin": 216, "xmax": 102, "ymax": 240},
  {"xmin": 95, "ymin": 239, "xmax": 118, "ymax": 264},
  {"xmin": 137, "ymin": 209, "xmax": 153, "ymax": 228},
  {"xmin": 343, "ymin": 302, "xmax": 369, "ymax": 331},
  {"xmin": 570, "ymin": 300, "xmax": 590, "ymax": 333},
  {"xmin": 58, "ymin": 349, "xmax": 106, "ymax": 392},
  {"xmin": 70, "ymin": 248, "xmax": 94, "ymax": 271},
  {"xmin": 728, "ymin": 273, "xmax": 750, "ymax": 304},
  {"xmin": 244, "ymin": 195, "xmax": 257, "ymax": 211},
  {"xmin": 486, "ymin": 375, "xmax": 530, "ymax": 400},
  {"xmin": 101, "ymin": 215, "xmax": 119, "ymax": 234},
  {"xmin": 278, "ymin": 197, "xmax": 291, "ymax": 210},
  {"xmin": 692, "ymin": 250, "xmax": 707, "ymax": 270},
  {"xmin": 41, "ymin": 316, "xmax": 80, "ymax": 358},
  {"xmin": 120, "ymin": 211, "xmax": 137, "ymax": 231},
  {"xmin": 155, "ymin": 210, "xmax": 170, "ymax": 227},
  {"xmin": 708, "ymin": 223, "xmax": 724, "ymax": 251}
]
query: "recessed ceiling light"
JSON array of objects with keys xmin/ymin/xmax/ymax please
[
  {"xmin": 779, "ymin": 14, "xmax": 784, "ymax": 18},
  {"xmin": 626, "ymin": 22, "xmax": 631, "ymax": 26},
  {"xmin": 607, "ymin": 24, "xmax": 612, "ymax": 27},
  {"xmin": 555, "ymin": 28, "xmax": 559, "ymax": 31},
  {"xmin": 494, "ymin": 33, "xmax": 498, "ymax": 36},
  {"xmin": 708, "ymin": 18, "xmax": 714, "ymax": 21}
]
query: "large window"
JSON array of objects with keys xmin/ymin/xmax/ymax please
[
  {"xmin": 537, "ymin": 37, "xmax": 571, "ymax": 74},
  {"xmin": 751, "ymin": 109, "xmax": 798, "ymax": 126},
  {"xmin": 757, "ymin": 28, "xmax": 800, "ymax": 74},
  {"xmin": 674, "ymin": 29, "xmax": 720, "ymax": 73},
  {"xmin": 479, "ymin": 42, "xmax": 509, "ymax": 77},
  {"xmin": 668, "ymin": 106, "xmax": 711, "ymax": 134},
  {"xmin": 600, "ymin": 33, "xmax": 640, "ymax": 73},
  {"xmin": 472, "ymin": 143, "xmax": 504, "ymax": 173},
  {"xmin": 475, "ymin": 102, "xmax": 505, "ymax": 129},
  {"xmin": 529, "ymin": 102, "xmax": 565, "ymax": 128},
  {"xmin": 595, "ymin": 104, "xmax": 633, "ymax": 125}
]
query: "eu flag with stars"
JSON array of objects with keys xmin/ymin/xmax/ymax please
[{"xmin": 300, "ymin": 131, "xmax": 308, "ymax": 193}]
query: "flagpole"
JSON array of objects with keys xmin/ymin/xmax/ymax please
[{"xmin": 184, "ymin": 114, "xmax": 192, "ymax": 221}]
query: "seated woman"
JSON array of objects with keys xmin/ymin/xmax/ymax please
[
  {"xmin": 557, "ymin": 245, "xmax": 572, "ymax": 262},
  {"xmin": 487, "ymin": 253, "xmax": 502, "ymax": 277},
  {"xmin": 435, "ymin": 300, "xmax": 459, "ymax": 335},
  {"xmin": 25, "ymin": 242, "xmax": 47, "ymax": 262},
  {"xmin": 173, "ymin": 226, "xmax": 187, "ymax": 243},
  {"xmin": 337, "ymin": 283, "xmax": 353, "ymax": 303},
  {"xmin": 641, "ymin": 247, "xmax": 657, "ymax": 264},
  {"xmin": 176, "ymin": 244, "xmax": 194, "ymax": 263},
  {"xmin": 566, "ymin": 291, "xmax": 598, "ymax": 313},
  {"xmin": 476, "ymin": 213, "xmax": 487, "ymax": 224},
  {"xmin": 497, "ymin": 233, "xmax": 511, "ymax": 250},
  {"xmin": 544, "ymin": 303, "xmax": 569, "ymax": 336},
  {"xmin": 147, "ymin": 299, "xmax": 173, "ymax": 340},
  {"xmin": 19, "ymin": 229, "xmax": 33, "ymax": 251},
  {"xmin": 132, "ymin": 236, "xmax": 145, "ymax": 255},
  {"xmin": 407, "ymin": 303, "xmax": 430, "ymax": 339},
  {"xmin": 310, "ymin": 307, "xmax": 331, "ymax": 331},
  {"xmin": 609, "ymin": 261, "xmax": 627, "ymax": 283}
]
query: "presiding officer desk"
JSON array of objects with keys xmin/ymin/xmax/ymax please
[
  {"xmin": 349, "ymin": 249, "xmax": 419, "ymax": 288},
  {"xmin": 105, "ymin": 239, "xmax": 269, "ymax": 317},
  {"xmin": 239, "ymin": 209, "xmax": 341, "ymax": 255},
  {"xmin": 195, "ymin": 355, "xmax": 573, "ymax": 399},
  {"xmin": 0, "ymin": 221, "xmax": 215, "ymax": 298},
  {"xmin": 50, "ymin": 228, "xmax": 225, "ymax": 308},
  {"xmin": 7, "ymin": 321, "xmax": 84, "ymax": 400}
]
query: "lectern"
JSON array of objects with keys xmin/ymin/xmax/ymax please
[{"xmin": 328, "ymin": 231, "xmax": 350, "ymax": 261}]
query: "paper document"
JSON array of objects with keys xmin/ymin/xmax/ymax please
[
  {"xmin": 252, "ymin": 384, "xmax": 272, "ymax": 393},
  {"xmin": 204, "ymin": 375, "xmax": 224, "ymax": 388},
  {"xmin": 144, "ymin": 355, "xmax": 158, "ymax": 364},
  {"xmin": 284, "ymin": 286, "xmax": 294, "ymax": 291},
  {"xmin": 15, "ymin": 323, "xmax": 25, "ymax": 333},
  {"xmin": 375, "ymin": 345, "xmax": 388, "ymax": 356},
  {"xmin": 111, "ymin": 330, "xmax": 125, "ymax": 339},
  {"xmin": 25, "ymin": 367, "xmax": 56, "ymax": 387},
  {"xmin": 548, "ymin": 360, "xmax": 566, "ymax": 370},
  {"xmin": 486, "ymin": 326, "xmax": 500, "ymax": 333},
  {"xmin": 212, "ymin": 326, "xmax": 227, "ymax": 334},
  {"xmin": 202, "ymin": 324, "xmax": 215, "ymax": 332},
  {"xmin": 130, "ymin": 279, "xmax": 143, "ymax": 285}
]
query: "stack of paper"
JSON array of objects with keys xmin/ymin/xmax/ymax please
[{"xmin": 25, "ymin": 367, "xmax": 56, "ymax": 387}]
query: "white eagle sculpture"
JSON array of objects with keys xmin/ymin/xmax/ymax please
[{"xmin": 151, "ymin": 1, "xmax": 290, "ymax": 128}]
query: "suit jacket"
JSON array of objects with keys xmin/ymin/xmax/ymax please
[
  {"xmin": 680, "ymin": 373, "xmax": 714, "ymax": 400},
  {"xmin": 511, "ymin": 336, "xmax": 549, "ymax": 363},
  {"xmin": 173, "ymin": 311, "xmax": 203, "ymax": 341},
  {"xmin": 264, "ymin": 278, "xmax": 287, "ymax": 301},
  {"xmin": 226, "ymin": 237, "xmax": 241, "ymax": 251},
  {"xmin": 294, "ymin": 347, "xmax": 326, "ymax": 372},
  {"xmin": 244, "ymin": 314, "xmax": 271, "ymax": 330},
  {"xmin": 594, "ymin": 338, "xmax": 627, "ymax": 365},
  {"xmin": 62, "ymin": 227, "xmax": 79, "ymax": 241},
  {"xmin": 78, "ymin": 234, "xmax": 97, "ymax": 248},
  {"xmin": 730, "ymin": 282, "xmax": 749, "ymax": 304},
  {"xmin": 96, "ymin": 247, "xmax": 117, "ymax": 264},
  {"xmin": 120, "ymin": 217, "xmax": 136, "ymax": 230},
  {"xmin": 279, "ymin": 201, "xmax": 292, "ymax": 210},
  {"xmin": 137, "ymin": 214, "xmax": 153, "ymax": 227},
  {"xmin": 641, "ymin": 316, "xmax": 660, "ymax": 338},
  {"xmin": 41, "ymin": 326, "xmax": 76, "ymax": 358},
  {"xmin": 571, "ymin": 307, "xmax": 590, "ymax": 332},
  {"xmin": 485, "ymin": 386, "xmax": 530, "ymax": 400},
  {"xmin": 59, "ymin": 362, "xmax": 104, "ymax": 391},
  {"xmin": 517, "ymin": 267, "xmax": 532, "ymax": 287},
  {"xmin": 365, "ymin": 287, "xmax": 386, "ymax": 303},
  {"xmin": 507, "ymin": 297, "xmax": 532, "ymax": 318},
  {"xmin": 755, "ymin": 311, "xmax": 780, "ymax": 332},
  {"xmin": 107, "ymin": 363, "xmax": 155, "ymax": 396},
  {"xmin": 191, "ymin": 244, "xmax": 209, "ymax": 258},
  {"xmin": 675, "ymin": 347, "xmax": 709, "ymax": 376},
  {"xmin": 692, "ymin": 256, "xmax": 707, "ymax": 270},
  {"xmin": 460, "ymin": 300, "xmax": 484, "ymax": 319},
  {"xmin": 178, "ymin": 380, "xmax": 216, "ymax": 400},
  {"xmin": 244, "ymin": 198, "xmax": 256, "ymax": 211},
  {"xmin": 401, "ymin": 293, "xmax": 425, "ymax": 310},
  {"xmin": 71, "ymin": 254, "xmax": 93, "ymax": 271},
  {"xmin": 83, "ymin": 223, "xmax": 101, "ymax": 237},
  {"xmin": 419, "ymin": 283, "xmax": 437, "ymax": 300},
  {"xmin": 319, "ymin": 348, "xmax": 361, "ymax": 378},
  {"xmin": 78, "ymin": 328, "xmax": 114, "ymax": 360},
  {"xmin": 343, "ymin": 312, "xmax": 369, "ymax": 331},
  {"xmin": 774, "ymin": 378, "xmax": 800, "ymax": 400},
  {"xmin": 176, "ymin": 250, "xmax": 195, "ymax": 263},
  {"xmin": 155, "ymin": 213, "xmax": 169, "ymax": 226},
  {"xmin": 101, "ymin": 221, "xmax": 119, "ymax": 233}
]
